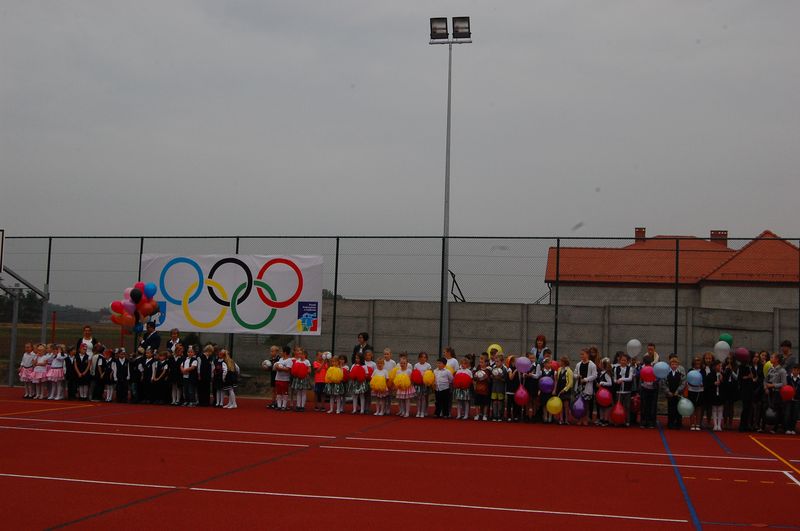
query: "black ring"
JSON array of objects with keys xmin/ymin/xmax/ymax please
[{"xmin": 206, "ymin": 258, "xmax": 253, "ymax": 307}]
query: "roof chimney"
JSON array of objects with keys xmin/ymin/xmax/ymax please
[
  {"xmin": 710, "ymin": 230, "xmax": 728, "ymax": 247},
  {"xmin": 635, "ymin": 227, "xmax": 646, "ymax": 243}
]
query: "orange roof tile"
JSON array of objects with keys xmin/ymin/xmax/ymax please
[{"xmin": 704, "ymin": 231, "xmax": 799, "ymax": 283}]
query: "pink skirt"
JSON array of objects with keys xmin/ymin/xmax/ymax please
[
  {"xmin": 47, "ymin": 367, "xmax": 65, "ymax": 382},
  {"xmin": 395, "ymin": 386, "xmax": 416, "ymax": 399},
  {"xmin": 18, "ymin": 367, "xmax": 34, "ymax": 382},
  {"xmin": 30, "ymin": 368, "xmax": 48, "ymax": 384}
]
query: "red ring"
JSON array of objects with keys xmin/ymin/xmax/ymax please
[{"xmin": 256, "ymin": 258, "xmax": 304, "ymax": 308}]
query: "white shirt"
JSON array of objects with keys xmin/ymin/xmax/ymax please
[
  {"xmin": 445, "ymin": 357, "xmax": 459, "ymax": 373},
  {"xmin": 383, "ymin": 359, "xmax": 396, "ymax": 373},
  {"xmin": 433, "ymin": 368, "xmax": 453, "ymax": 391},
  {"xmin": 81, "ymin": 338, "xmax": 94, "ymax": 356},
  {"xmin": 20, "ymin": 352, "xmax": 35, "ymax": 368},
  {"xmin": 413, "ymin": 362, "xmax": 432, "ymax": 373},
  {"xmin": 275, "ymin": 358, "xmax": 293, "ymax": 382},
  {"xmin": 182, "ymin": 356, "xmax": 198, "ymax": 378},
  {"xmin": 50, "ymin": 353, "xmax": 67, "ymax": 369}
]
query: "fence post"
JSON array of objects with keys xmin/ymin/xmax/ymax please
[
  {"xmin": 330, "ymin": 237, "xmax": 340, "ymax": 354},
  {"xmin": 7, "ymin": 287, "xmax": 20, "ymax": 387},
  {"xmin": 674, "ymin": 238, "xmax": 680, "ymax": 356},
  {"xmin": 40, "ymin": 237, "xmax": 52, "ymax": 344},
  {"xmin": 554, "ymin": 238, "xmax": 560, "ymax": 356}
]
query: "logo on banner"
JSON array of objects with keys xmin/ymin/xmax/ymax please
[
  {"xmin": 157, "ymin": 257, "xmax": 304, "ymax": 330},
  {"xmin": 296, "ymin": 302, "xmax": 319, "ymax": 332}
]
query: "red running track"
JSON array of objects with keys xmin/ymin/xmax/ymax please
[{"xmin": 0, "ymin": 388, "xmax": 797, "ymax": 530}]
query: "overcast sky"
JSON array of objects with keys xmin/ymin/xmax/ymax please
[{"xmin": 2, "ymin": 0, "xmax": 799, "ymax": 240}]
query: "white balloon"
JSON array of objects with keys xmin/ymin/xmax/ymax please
[
  {"xmin": 626, "ymin": 339, "xmax": 642, "ymax": 357},
  {"xmin": 261, "ymin": 359, "xmax": 272, "ymax": 369},
  {"xmin": 713, "ymin": 341, "xmax": 731, "ymax": 361}
]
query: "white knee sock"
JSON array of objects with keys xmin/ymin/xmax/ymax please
[{"xmin": 228, "ymin": 389, "xmax": 237, "ymax": 407}]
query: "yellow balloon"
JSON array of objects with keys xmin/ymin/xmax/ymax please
[
  {"xmin": 423, "ymin": 369, "xmax": 435, "ymax": 387},
  {"xmin": 546, "ymin": 396, "xmax": 563, "ymax": 416},
  {"xmin": 394, "ymin": 373, "xmax": 412, "ymax": 390},
  {"xmin": 370, "ymin": 374, "xmax": 387, "ymax": 392},
  {"xmin": 446, "ymin": 365, "xmax": 455, "ymax": 374},
  {"xmin": 763, "ymin": 360, "xmax": 772, "ymax": 378},
  {"xmin": 487, "ymin": 343, "xmax": 503, "ymax": 355},
  {"xmin": 325, "ymin": 366, "xmax": 343, "ymax": 384}
]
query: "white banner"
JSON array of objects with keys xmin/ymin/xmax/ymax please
[{"xmin": 141, "ymin": 254, "xmax": 323, "ymax": 335}]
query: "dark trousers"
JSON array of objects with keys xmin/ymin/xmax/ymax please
[
  {"xmin": 667, "ymin": 396, "xmax": 681, "ymax": 428},
  {"xmin": 739, "ymin": 395, "xmax": 752, "ymax": 431},
  {"xmin": 434, "ymin": 389, "xmax": 451, "ymax": 417},
  {"xmin": 198, "ymin": 379, "xmax": 211, "ymax": 406},
  {"xmin": 641, "ymin": 387, "xmax": 658, "ymax": 427},
  {"xmin": 130, "ymin": 382, "xmax": 140, "ymax": 403},
  {"xmin": 67, "ymin": 379, "xmax": 77, "ymax": 400},
  {"xmin": 183, "ymin": 379, "xmax": 197, "ymax": 404},
  {"xmin": 115, "ymin": 382, "xmax": 129, "ymax": 403},
  {"xmin": 92, "ymin": 377, "xmax": 104, "ymax": 400},
  {"xmin": 505, "ymin": 395, "xmax": 521, "ymax": 419}
]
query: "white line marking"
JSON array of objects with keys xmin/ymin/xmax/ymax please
[
  {"xmin": 0, "ymin": 472, "xmax": 177, "ymax": 490},
  {"xmin": 783, "ymin": 471, "xmax": 800, "ymax": 487},
  {"xmin": 345, "ymin": 436, "xmax": 773, "ymax": 462},
  {"xmin": 321, "ymin": 445, "xmax": 789, "ymax": 473},
  {"xmin": 0, "ymin": 416, "xmax": 335, "ymax": 439},
  {"xmin": 0, "ymin": 425, "xmax": 308, "ymax": 448}
]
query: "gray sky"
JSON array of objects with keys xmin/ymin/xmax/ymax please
[{"xmin": 2, "ymin": 0, "xmax": 800, "ymax": 240}]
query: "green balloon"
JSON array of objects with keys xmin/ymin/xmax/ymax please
[
  {"xmin": 719, "ymin": 333, "xmax": 734, "ymax": 347},
  {"xmin": 677, "ymin": 397, "xmax": 695, "ymax": 417}
]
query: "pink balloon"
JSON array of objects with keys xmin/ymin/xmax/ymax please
[
  {"xmin": 122, "ymin": 300, "xmax": 136, "ymax": 314},
  {"xmin": 123, "ymin": 287, "xmax": 133, "ymax": 300},
  {"xmin": 640, "ymin": 365, "xmax": 656, "ymax": 383}
]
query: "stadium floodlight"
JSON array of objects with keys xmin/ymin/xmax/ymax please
[
  {"xmin": 429, "ymin": 17, "xmax": 449, "ymax": 41},
  {"xmin": 452, "ymin": 16, "xmax": 471, "ymax": 40}
]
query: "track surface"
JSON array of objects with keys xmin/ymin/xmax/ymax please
[{"xmin": 0, "ymin": 388, "xmax": 797, "ymax": 530}]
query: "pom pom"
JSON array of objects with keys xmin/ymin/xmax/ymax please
[
  {"xmin": 261, "ymin": 360, "xmax": 272, "ymax": 370},
  {"xmin": 325, "ymin": 366, "xmax": 343, "ymax": 384},
  {"xmin": 453, "ymin": 372, "xmax": 472, "ymax": 389},
  {"xmin": 446, "ymin": 365, "xmax": 455, "ymax": 374},
  {"xmin": 291, "ymin": 362, "xmax": 309, "ymax": 379},
  {"xmin": 341, "ymin": 366, "xmax": 350, "ymax": 382},
  {"xmin": 546, "ymin": 396, "xmax": 563, "ymax": 415},
  {"xmin": 389, "ymin": 366, "xmax": 398, "ymax": 380},
  {"xmin": 595, "ymin": 387, "xmax": 612, "ymax": 407},
  {"xmin": 394, "ymin": 372, "xmax": 412, "ymax": 390},
  {"xmin": 350, "ymin": 365, "xmax": 366, "ymax": 382},
  {"xmin": 423, "ymin": 369, "xmax": 435, "ymax": 387},
  {"xmin": 411, "ymin": 369, "xmax": 423, "ymax": 385},
  {"xmin": 367, "ymin": 366, "xmax": 374, "ymax": 377},
  {"xmin": 514, "ymin": 386, "xmax": 529, "ymax": 406},
  {"xmin": 370, "ymin": 375, "xmax": 387, "ymax": 392}
]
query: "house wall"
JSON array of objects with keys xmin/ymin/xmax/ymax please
[{"xmin": 699, "ymin": 285, "xmax": 799, "ymax": 312}]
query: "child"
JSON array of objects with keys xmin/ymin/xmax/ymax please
[
  {"xmin": 613, "ymin": 353, "xmax": 633, "ymax": 427},
  {"xmin": 46, "ymin": 344, "xmax": 67, "ymax": 400},
  {"xmin": 709, "ymin": 359, "xmax": 724, "ymax": 431},
  {"xmin": 453, "ymin": 357, "xmax": 473, "ymax": 420},
  {"xmin": 764, "ymin": 353, "xmax": 787, "ymax": 433},
  {"xmin": 30, "ymin": 344, "xmax": 50, "ymax": 400},
  {"xmin": 74, "ymin": 343, "xmax": 91, "ymax": 400},
  {"xmin": 490, "ymin": 353, "xmax": 508, "ymax": 422},
  {"xmin": 312, "ymin": 351, "xmax": 329, "ymax": 411},
  {"xmin": 169, "ymin": 344, "xmax": 185, "ymax": 406},
  {"xmin": 433, "ymin": 357, "xmax": 453, "ymax": 418},
  {"xmin": 638, "ymin": 354, "xmax": 657, "ymax": 429},
  {"xmin": 722, "ymin": 354, "xmax": 739, "ymax": 430},
  {"xmin": 444, "ymin": 347, "xmax": 459, "ymax": 374},
  {"xmin": 65, "ymin": 347, "xmax": 78, "ymax": 400},
  {"xmin": 687, "ymin": 356, "xmax": 705, "ymax": 431},
  {"xmin": 348, "ymin": 352, "xmax": 368, "ymax": 414},
  {"xmin": 18, "ymin": 343, "xmax": 36, "ymax": 398},
  {"xmin": 221, "ymin": 349, "xmax": 240, "ymax": 409},
  {"xmin": 595, "ymin": 358, "xmax": 614, "ymax": 426},
  {"xmin": 574, "ymin": 349, "xmax": 597, "ymax": 427},
  {"xmin": 394, "ymin": 354, "xmax": 416, "ymax": 418},
  {"xmin": 364, "ymin": 349, "xmax": 376, "ymax": 413},
  {"xmin": 113, "ymin": 348, "xmax": 130, "ymax": 403},
  {"xmin": 98, "ymin": 348, "xmax": 114, "ymax": 402},
  {"xmin": 539, "ymin": 351, "xmax": 556, "ymax": 424},
  {"xmin": 325, "ymin": 356, "xmax": 347, "ymax": 414},
  {"xmin": 383, "ymin": 348, "xmax": 396, "ymax": 373},
  {"xmin": 142, "ymin": 348, "xmax": 156, "ymax": 404},
  {"xmin": 152, "ymin": 351, "xmax": 170, "ymax": 405},
  {"xmin": 180, "ymin": 345, "xmax": 199, "ymax": 406},
  {"xmin": 555, "ymin": 356, "xmax": 573, "ymax": 425},
  {"xmin": 662, "ymin": 356, "xmax": 686, "ymax": 430},
  {"xmin": 372, "ymin": 357, "xmax": 390, "ymax": 416},
  {"xmin": 786, "ymin": 365, "xmax": 799, "ymax": 435},
  {"xmin": 505, "ymin": 357, "xmax": 521, "ymax": 422},
  {"xmin": 292, "ymin": 349, "xmax": 312, "ymax": 412},
  {"xmin": 414, "ymin": 352, "xmax": 432, "ymax": 418},
  {"xmin": 266, "ymin": 345, "xmax": 282, "ymax": 409},
  {"xmin": 473, "ymin": 357, "xmax": 491, "ymax": 421},
  {"xmin": 521, "ymin": 353, "xmax": 538, "ymax": 422},
  {"xmin": 737, "ymin": 352, "xmax": 757, "ymax": 432},
  {"xmin": 274, "ymin": 348, "xmax": 294, "ymax": 411}
]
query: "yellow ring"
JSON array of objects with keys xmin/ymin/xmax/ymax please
[{"xmin": 182, "ymin": 280, "xmax": 228, "ymax": 329}]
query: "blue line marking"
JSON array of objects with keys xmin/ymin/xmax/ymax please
[
  {"xmin": 708, "ymin": 430, "xmax": 733, "ymax": 455},
  {"xmin": 658, "ymin": 425, "xmax": 702, "ymax": 530}
]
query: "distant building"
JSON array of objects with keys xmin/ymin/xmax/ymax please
[{"xmin": 545, "ymin": 228, "xmax": 799, "ymax": 312}]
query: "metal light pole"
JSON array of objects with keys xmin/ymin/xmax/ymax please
[{"xmin": 430, "ymin": 17, "xmax": 471, "ymax": 355}]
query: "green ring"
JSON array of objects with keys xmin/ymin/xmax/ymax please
[{"xmin": 230, "ymin": 280, "xmax": 277, "ymax": 330}]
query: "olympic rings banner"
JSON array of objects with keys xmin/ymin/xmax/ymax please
[{"xmin": 141, "ymin": 255, "xmax": 323, "ymax": 335}]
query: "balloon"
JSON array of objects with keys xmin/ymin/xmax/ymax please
[
  {"xmin": 550, "ymin": 361, "xmax": 560, "ymax": 371},
  {"xmin": 764, "ymin": 407, "xmax": 778, "ymax": 425},
  {"xmin": 487, "ymin": 343, "xmax": 503, "ymax": 355},
  {"xmin": 713, "ymin": 341, "xmax": 731, "ymax": 361},
  {"xmin": 539, "ymin": 376, "xmax": 555, "ymax": 394},
  {"xmin": 110, "ymin": 314, "xmax": 123, "ymax": 326},
  {"xmin": 719, "ymin": 333, "xmax": 734, "ymax": 347},
  {"xmin": 120, "ymin": 312, "xmax": 136, "ymax": 329},
  {"xmin": 763, "ymin": 361, "xmax": 772, "ymax": 377},
  {"xmin": 626, "ymin": 339, "xmax": 642, "ymax": 358},
  {"xmin": 136, "ymin": 299, "xmax": 151, "ymax": 316},
  {"xmin": 734, "ymin": 347, "xmax": 750, "ymax": 364},
  {"xmin": 261, "ymin": 360, "xmax": 272, "ymax": 370},
  {"xmin": 394, "ymin": 372, "xmax": 411, "ymax": 390},
  {"xmin": 411, "ymin": 369, "xmax": 423, "ymax": 385},
  {"xmin": 610, "ymin": 401, "xmax": 626, "ymax": 425},
  {"xmin": 631, "ymin": 394, "xmax": 641, "ymax": 414},
  {"xmin": 123, "ymin": 287, "xmax": 133, "ymax": 300},
  {"xmin": 596, "ymin": 387, "xmax": 612, "ymax": 407},
  {"xmin": 122, "ymin": 300, "xmax": 136, "ymax": 314},
  {"xmin": 653, "ymin": 361, "xmax": 670, "ymax": 380},
  {"xmin": 687, "ymin": 370, "xmax": 703, "ymax": 387},
  {"xmin": 677, "ymin": 397, "xmax": 694, "ymax": 416},
  {"xmin": 423, "ymin": 369, "xmax": 435, "ymax": 387},
  {"xmin": 291, "ymin": 362, "xmax": 309, "ymax": 379},
  {"xmin": 515, "ymin": 356, "xmax": 532, "ymax": 374},
  {"xmin": 370, "ymin": 375, "xmax": 387, "ymax": 392},
  {"xmin": 453, "ymin": 372, "xmax": 472, "ymax": 389},
  {"xmin": 546, "ymin": 396, "xmax": 563, "ymax": 416},
  {"xmin": 109, "ymin": 300, "xmax": 124, "ymax": 315},
  {"xmin": 143, "ymin": 282, "xmax": 157, "ymax": 300},
  {"xmin": 130, "ymin": 288, "xmax": 143, "ymax": 304},
  {"xmin": 780, "ymin": 384, "xmax": 796, "ymax": 402},
  {"xmin": 325, "ymin": 366, "xmax": 343, "ymax": 383},
  {"xmin": 134, "ymin": 281, "xmax": 145, "ymax": 293},
  {"xmin": 350, "ymin": 365, "xmax": 366, "ymax": 383},
  {"xmin": 640, "ymin": 365, "xmax": 656, "ymax": 383},
  {"xmin": 514, "ymin": 386, "xmax": 529, "ymax": 406},
  {"xmin": 571, "ymin": 396, "xmax": 586, "ymax": 418}
]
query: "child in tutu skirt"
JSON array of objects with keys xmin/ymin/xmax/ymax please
[
  {"xmin": 325, "ymin": 356, "xmax": 348, "ymax": 414},
  {"xmin": 413, "ymin": 352, "xmax": 432, "ymax": 418},
  {"xmin": 394, "ymin": 354, "xmax": 416, "ymax": 418},
  {"xmin": 349, "ymin": 352, "xmax": 368, "ymax": 414},
  {"xmin": 371, "ymin": 358, "xmax": 390, "ymax": 416},
  {"xmin": 30, "ymin": 344, "xmax": 51, "ymax": 399},
  {"xmin": 453, "ymin": 357, "xmax": 473, "ymax": 420},
  {"xmin": 290, "ymin": 349, "xmax": 312, "ymax": 412},
  {"xmin": 46, "ymin": 344, "xmax": 67, "ymax": 400},
  {"xmin": 18, "ymin": 343, "xmax": 36, "ymax": 398}
]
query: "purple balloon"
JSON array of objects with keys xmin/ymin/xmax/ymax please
[
  {"xmin": 539, "ymin": 376, "xmax": 554, "ymax": 394},
  {"xmin": 515, "ymin": 356, "xmax": 532, "ymax": 374},
  {"xmin": 571, "ymin": 396, "xmax": 586, "ymax": 419},
  {"xmin": 122, "ymin": 300, "xmax": 136, "ymax": 314}
]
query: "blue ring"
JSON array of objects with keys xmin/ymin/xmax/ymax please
[{"xmin": 160, "ymin": 257, "xmax": 203, "ymax": 305}]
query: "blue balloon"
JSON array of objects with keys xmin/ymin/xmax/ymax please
[
  {"xmin": 687, "ymin": 370, "xmax": 703, "ymax": 387},
  {"xmin": 653, "ymin": 361, "xmax": 670, "ymax": 380},
  {"xmin": 144, "ymin": 282, "xmax": 157, "ymax": 299}
]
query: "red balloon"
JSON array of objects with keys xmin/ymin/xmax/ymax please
[
  {"xmin": 640, "ymin": 365, "xmax": 656, "ymax": 383},
  {"xmin": 120, "ymin": 313, "xmax": 136, "ymax": 329},
  {"xmin": 411, "ymin": 369, "xmax": 423, "ymax": 385},
  {"xmin": 780, "ymin": 384, "xmax": 796, "ymax": 402},
  {"xmin": 453, "ymin": 372, "xmax": 472, "ymax": 389},
  {"xmin": 137, "ymin": 299, "xmax": 151, "ymax": 316},
  {"xmin": 596, "ymin": 387, "xmax": 613, "ymax": 407},
  {"xmin": 631, "ymin": 394, "xmax": 641, "ymax": 414},
  {"xmin": 110, "ymin": 314, "xmax": 123, "ymax": 326},
  {"xmin": 350, "ymin": 365, "xmax": 366, "ymax": 382},
  {"xmin": 610, "ymin": 401, "xmax": 627, "ymax": 425},
  {"xmin": 291, "ymin": 362, "xmax": 309, "ymax": 379},
  {"xmin": 514, "ymin": 386, "xmax": 529, "ymax": 406},
  {"xmin": 734, "ymin": 347, "xmax": 750, "ymax": 364},
  {"xmin": 550, "ymin": 361, "xmax": 560, "ymax": 371},
  {"xmin": 134, "ymin": 281, "xmax": 146, "ymax": 293},
  {"xmin": 110, "ymin": 300, "xmax": 124, "ymax": 315}
]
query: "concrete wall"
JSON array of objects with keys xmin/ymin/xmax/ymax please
[
  {"xmin": 700, "ymin": 285, "xmax": 799, "ymax": 313},
  {"xmin": 220, "ymin": 299, "xmax": 800, "ymax": 370},
  {"xmin": 555, "ymin": 285, "xmax": 700, "ymax": 307}
]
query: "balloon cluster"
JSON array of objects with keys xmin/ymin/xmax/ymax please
[{"xmin": 109, "ymin": 281, "xmax": 159, "ymax": 330}]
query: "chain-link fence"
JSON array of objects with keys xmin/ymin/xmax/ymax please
[{"xmin": 2, "ymin": 234, "xmax": 799, "ymax": 380}]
